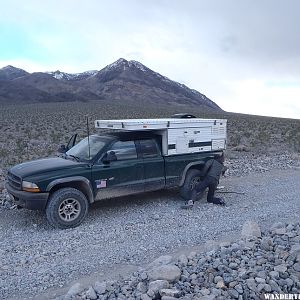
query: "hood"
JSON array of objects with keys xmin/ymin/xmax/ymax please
[{"xmin": 10, "ymin": 157, "xmax": 87, "ymax": 178}]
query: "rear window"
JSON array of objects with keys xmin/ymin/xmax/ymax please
[
  {"xmin": 139, "ymin": 139, "xmax": 159, "ymax": 158},
  {"xmin": 110, "ymin": 141, "xmax": 137, "ymax": 160}
]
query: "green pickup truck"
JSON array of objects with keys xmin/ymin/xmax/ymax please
[{"xmin": 6, "ymin": 122, "xmax": 225, "ymax": 228}]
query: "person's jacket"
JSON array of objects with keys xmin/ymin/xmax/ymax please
[{"xmin": 203, "ymin": 158, "xmax": 226, "ymax": 182}]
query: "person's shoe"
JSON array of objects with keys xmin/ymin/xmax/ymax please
[
  {"xmin": 181, "ymin": 200, "xmax": 194, "ymax": 209},
  {"xmin": 207, "ymin": 197, "xmax": 226, "ymax": 206}
]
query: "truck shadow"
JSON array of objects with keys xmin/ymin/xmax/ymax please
[
  {"xmin": 3, "ymin": 188, "xmax": 182, "ymax": 230},
  {"xmin": 90, "ymin": 188, "xmax": 180, "ymax": 210}
]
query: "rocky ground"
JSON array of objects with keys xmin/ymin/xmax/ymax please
[
  {"xmin": 0, "ymin": 153, "xmax": 299, "ymax": 300},
  {"xmin": 59, "ymin": 221, "xmax": 300, "ymax": 300}
]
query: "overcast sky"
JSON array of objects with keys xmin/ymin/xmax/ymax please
[{"xmin": 1, "ymin": 0, "xmax": 300, "ymax": 119}]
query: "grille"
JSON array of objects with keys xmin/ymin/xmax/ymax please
[{"xmin": 7, "ymin": 171, "xmax": 22, "ymax": 190}]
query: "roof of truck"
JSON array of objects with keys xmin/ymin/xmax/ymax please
[{"xmin": 95, "ymin": 118, "xmax": 227, "ymax": 131}]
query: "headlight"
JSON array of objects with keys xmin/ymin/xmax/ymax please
[{"xmin": 22, "ymin": 181, "xmax": 40, "ymax": 193}]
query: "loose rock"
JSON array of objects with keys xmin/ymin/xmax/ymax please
[
  {"xmin": 241, "ymin": 221, "xmax": 261, "ymax": 238},
  {"xmin": 148, "ymin": 265, "xmax": 181, "ymax": 282}
]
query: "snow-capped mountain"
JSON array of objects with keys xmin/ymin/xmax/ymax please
[
  {"xmin": 47, "ymin": 70, "xmax": 98, "ymax": 81},
  {"xmin": 0, "ymin": 59, "xmax": 221, "ymax": 111},
  {"xmin": 85, "ymin": 58, "xmax": 220, "ymax": 110}
]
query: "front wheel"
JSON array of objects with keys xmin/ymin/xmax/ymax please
[
  {"xmin": 179, "ymin": 169, "xmax": 202, "ymax": 200},
  {"xmin": 46, "ymin": 187, "xmax": 89, "ymax": 229}
]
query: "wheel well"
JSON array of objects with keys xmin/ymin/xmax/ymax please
[
  {"xmin": 188, "ymin": 166, "xmax": 205, "ymax": 179},
  {"xmin": 190, "ymin": 165, "xmax": 204, "ymax": 172},
  {"xmin": 179, "ymin": 163, "xmax": 205, "ymax": 186},
  {"xmin": 49, "ymin": 181, "xmax": 93, "ymax": 203}
]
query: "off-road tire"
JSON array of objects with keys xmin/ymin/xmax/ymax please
[
  {"xmin": 179, "ymin": 169, "xmax": 202, "ymax": 200},
  {"xmin": 46, "ymin": 187, "xmax": 89, "ymax": 229}
]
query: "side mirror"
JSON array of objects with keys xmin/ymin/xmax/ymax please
[
  {"xmin": 57, "ymin": 144, "xmax": 67, "ymax": 153},
  {"xmin": 58, "ymin": 134, "xmax": 78, "ymax": 154},
  {"xmin": 102, "ymin": 150, "xmax": 117, "ymax": 163}
]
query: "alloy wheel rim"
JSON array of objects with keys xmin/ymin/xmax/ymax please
[{"xmin": 58, "ymin": 198, "xmax": 81, "ymax": 222}]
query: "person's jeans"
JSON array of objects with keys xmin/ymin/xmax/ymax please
[{"xmin": 193, "ymin": 176, "xmax": 218, "ymax": 202}]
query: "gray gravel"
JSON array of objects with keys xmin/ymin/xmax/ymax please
[
  {"xmin": 225, "ymin": 151, "xmax": 300, "ymax": 177},
  {"xmin": 0, "ymin": 155, "xmax": 300, "ymax": 299}
]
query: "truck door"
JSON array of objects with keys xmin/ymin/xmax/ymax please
[
  {"xmin": 92, "ymin": 140, "xmax": 144, "ymax": 200},
  {"xmin": 137, "ymin": 139, "xmax": 165, "ymax": 192}
]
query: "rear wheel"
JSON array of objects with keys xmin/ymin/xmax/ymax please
[
  {"xmin": 46, "ymin": 187, "xmax": 89, "ymax": 229},
  {"xmin": 179, "ymin": 169, "xmax": 202, "ymax": 200}
]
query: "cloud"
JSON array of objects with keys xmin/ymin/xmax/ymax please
[
  {"xmin": 219, "ymin": 79, "xmax": 300, "ymax": 119},
  {"xmin": 0, "ymin": 0, "xmax": 300, "ymax": 118}
]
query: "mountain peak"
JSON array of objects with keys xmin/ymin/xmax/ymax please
[
  {"xmin": 116, "ymin": 58, "xmax": 128, "ymax": 64},
  {"xmin": 102, "ymin": 58, "xmax": 149, "ymax": 74},
  {"xmin": 0, "ymin": 65, "xmax": 29, "ymax": 80},
  {"xmin": 1, "ymin": 65, "xmax": 14, "ymax": 70},
  {"xmin": 104, "ymin": 58, "xmax": 128, "ymax": 70},
  {"xmin": 1, "ymin": 65, "xmax": 24, "ymax": 71},
  {"xmin": 51, "ymin": 70, "xmax": 65, "ymax": 80}
]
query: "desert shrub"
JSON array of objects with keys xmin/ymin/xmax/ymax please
[{"xmin": 0, "ymin": 101, "xmax": 299, "ymax": 168}]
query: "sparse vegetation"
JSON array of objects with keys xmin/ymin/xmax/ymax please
[{"xmin": 0, "ymin": 101, "xmax": 299, "ymax": 169}]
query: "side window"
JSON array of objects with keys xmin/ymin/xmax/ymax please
[
  {"xmin": 139, "ymin": 139, "xmax": 159, "ymax": 158},
  {"xmin": 110, "ymin": 141, "xmax": 137, "ymax": 160}
]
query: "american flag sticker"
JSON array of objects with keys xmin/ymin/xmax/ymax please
[{"xmin": 96, "ymin": 179, "xmax": 107, "ymax": 189}]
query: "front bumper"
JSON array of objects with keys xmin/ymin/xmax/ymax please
[{"xmin": 5, "ymin": 183, "xmax": 49, "ymax": 210}]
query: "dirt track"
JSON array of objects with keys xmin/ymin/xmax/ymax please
[{"xmin": 1, "ymin": 168, "xmax": 300, "ymax": 300}]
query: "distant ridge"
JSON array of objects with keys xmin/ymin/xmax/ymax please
[
  {"xmin": 0, "ymin": 59, "xmax": 221, "ymax": 111},
  {"xmin": 0, "ymin": 65, "xmax": 29, "ymax": 80}
]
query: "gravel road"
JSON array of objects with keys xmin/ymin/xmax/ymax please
[{"xmin": 1, "ymin": 167, "xmax": 300, "ymax": 300}]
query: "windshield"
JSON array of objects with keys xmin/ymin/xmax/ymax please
[{"xmin": 66, "ymin": 135, "xmax": 107, "ymax": 161}]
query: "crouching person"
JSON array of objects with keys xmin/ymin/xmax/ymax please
[{"xmin": 181, "ymin": 152, "xmax": 227, "ymax": 209}]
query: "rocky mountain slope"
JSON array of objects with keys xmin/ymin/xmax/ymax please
[
  {"xmin": 0, "ymin": 59, "xmax": 220, "ymax": 111},
  {"xmin": 0, "ymin": 65, "xmax": 29, "ymax": 80}
]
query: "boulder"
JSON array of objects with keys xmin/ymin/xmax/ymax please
[
  {"xmin": 86, "ymin": 286, "xmax": 97, "ymax": 300},
  {"xmin": 177, "ymin": 254, "xmax": 188, "ymax": 266},
  {"xmin": 141, "ymin": 294, "xmax": 152, "ymax": 300},
  {"xmin": 148, "ymin": 280, "xmax": 169, "ymax": 293},
  {"xmin": 148, "ymin": 265, "xmax": 181, "ymax": 282},
  {"xmin": 65, "ymin": 283, "xmax": 84, "ymax": 299},
  {"xmin": 93, "ymin": 281, "xmax": 107, "ymax": 295},
  {"xmin": 148, "ymin": 255, "xmax": 173, "ymax": 268},
  {"xmin": 260, "ymin": 237, "xmax": 273, "ymax": 251}
]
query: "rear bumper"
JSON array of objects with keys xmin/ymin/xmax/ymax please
[{"xmin": 5, "ymin": 183, "xmax": 49, "ymax": 210}]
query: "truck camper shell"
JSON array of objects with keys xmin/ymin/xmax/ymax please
[{"xmin": 95, "ymin": 118, "xmax": 227, "ymax": 156}]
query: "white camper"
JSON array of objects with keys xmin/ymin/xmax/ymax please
[{"xmin": 95, "ymin": 118, "xmax": 227, "ymax": 156}]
